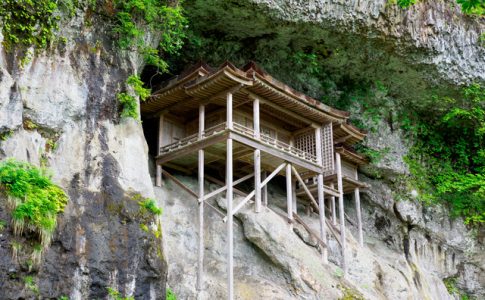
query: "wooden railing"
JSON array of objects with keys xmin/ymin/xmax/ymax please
[
  {"xmin": 159, "ymin": 121, "xmax": 318, "ymax": 164},
  {"xmin": 232, "ymin": 122, "xmax": 318, "ymax": 163},
  {"xmin": 159, "ymin": 122, "xmax": 227, "ymax": 154}
]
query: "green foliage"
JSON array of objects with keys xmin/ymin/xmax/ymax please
[
  {"xmin": 480, "ymin": 33, "xmax": 485, "ymax": 47},
  {"xmin": 24, "ymin": 275, "xmax": 40, "ymax": 295},
  {"xmin": 0, "ymin": 0, "xmax": 77, "ymax": 63},
  {"xmin": 138, "ymin": 198, "xmax": 162, "ymax": 215},
  {"xmin": 0, "ymin": 219, "xmax": 6, "ymax": 231},
  {"xmin": 107, "ymin": 287, "xmax": 134, "ymax": 300},
  {"xmin": 405, "ymin": 84, "xmax": 485, "ymax": 225},
  {"xmin": 457, "ymin": 0, "xmax": 485, "ymax": 14},
  {"xmin": 126, "ymin": 75, "xmax": 151, "ymax": 101},
  {"xmin": 46, "ymin": 139, "xmax": 59, "ymax": 152},
  {"xmin": 0, "ymin": 0, "xmax": 60, "ymax": 50},
  {"xmin": 113, "ymin": 0, "xmax": 187, "ymax": 70},
  {"xmin": 396, "ymin": 0, "xmax": 418, "ymax": 8},
  {"xmin": 443, "ymin": 277, "xmax": 473, "ymax": 300},
  {"xmin": 338, "ymin": 284, "xmax": 365, "ymax": 300},
  {"xmin": 58, "ymin": 296, "xmax": 69, "ymax": 300},
  {"xmin": 0, "ymin": 159, "xmax": 69, "ymax": 246},
  {"xmin": 166, "ymin": 288, "xmax": 177, "ymax": 300},
  {"xmin": 24, "ymin": 119, "xmax": 38, "ymax": 130},
  {"xmin": 118, "ymin": 75, "xmax": 151, "ymax": 119},
  {"xmin": 354, "ymin": 144, "xmax": 389, "ymax": 164},
  {"xmin": 393, "ymin": 0, "xmax": 485, "ymax": 15},
  {"xmin": 117, "ymin": 93, "xmax": 139, "ymax": 119},
  {"xmin": 0, "ymin": 130, "xmax": 14, "ymax": 141}
]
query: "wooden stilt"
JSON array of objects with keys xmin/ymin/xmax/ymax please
[
  {"xmin": 317, "ymin": 174, "xmax": 328, "ymax": 263},
  {"xmin": 253, "ymin": 97, "xmax": 262, "ymax": 213},
  {"xmin": 330, "ymin": 182, "xmax": 337, "ymax": 226},
  {"xmin": 253, "ymin": 97, "xmax": 260, "ymax": 139},
  {"xmin": 254, "ymin": 149, "xmax": 261, "ymax": 212},
  {"xmin": 197, "ymin": 149, "xmax": 204, "ymax": 291},
  {"xmin": 336, "ymin": 152, "xmax": 347, "ymax": 275},
  {"xmin": 315, "ymin": 126, "xmax": 328, "ymax": 263},
  {"xmin": 355, "ymin": 187, "xmax": 363, "ymax": 247},
  {"xmin": 286, "ymin": 163, "xmax": 293, "ymax": 226},
  {"xmin": 262, "ymin": 171, "xmax": 268, "ymax": 207},
  {"xmin": 156, "ymin": 115, "xmax": 164, "ymax": 187},
  {"xmin": 226, "ymin": 93, "xmax": 234, "ymax": 300},
  {"xmin": 156, "ymin": 164, "xmax": 162, "ymax": 187},
  {"xmin": 292, "ymin": 180, "xmax": 297, "ymax": 214},
  {"xmin": 197, "ymin": 105, "xmax": 205, "ymax": 292}
]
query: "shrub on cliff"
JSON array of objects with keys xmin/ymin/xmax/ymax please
[{"xmin": 0, "ymin": 159, "xmax": 68, "ymax": 247}]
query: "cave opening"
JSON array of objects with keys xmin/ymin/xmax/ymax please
[{"xmin": 140, "ymin": 64, "xmax": 170, "ymax": 169}]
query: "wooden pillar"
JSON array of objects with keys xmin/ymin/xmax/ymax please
[
  {"xmin": 156, "ymin": 115, "xmax": 164, "ymax": 187},
  {"xmin": 226, "ymin": 93, "xmax": 234, "ymax": 300},
  {"xmin": 330, "ymin": 182, "xmax": 337, "ymax": 226},
  {"xmin": 227, "ymin": 93, "xmax": 233, "ymax": 130},
  {"xmin": 254, "ymin": 149, "xmax": 262, "ymax": 212},
  {"xmin": 292, "ymin": 180, "xmax": 297, "ymax": 214},
  {"xmin": 336, "ymin": 152, "xmax": 347, "ymax": 274},
  {"xmin": 197, "ymin": 105, "xmax": 205, "ymax": 291},
  {"xmin": 315, "ymin": 126, "xmax": 328, "ymax": 263},
  {"xmin": 354, "ymin": 169, "xmax": 363, "ymax": 247},
  {"xmin": 355, "ymin": 187, "xmax": 363, "ymax": 247},
  {"xmin": 285, "ymin": 163, "xmax": 293, "ymax": 226},
  {"xmin": 253, "ymin": 98, "xmax": 261, "ymax": 213},
  {"xmin": 253, "ymin": 97, "xmax": 260, "ymax": 139},
  {"xmin": 262, "ymin": 171, "xmax": 268, "ymax": 206}
]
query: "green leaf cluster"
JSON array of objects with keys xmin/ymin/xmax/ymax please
[
  {"xmin": 166, "ymin": 288, "xmax": 177, "ymax": 300},
  {"xmin": 443, "ymin": 277, "xmax": 472, "ymax": 300},
  {"xmin": 117, "ymin": 75, "xmax": 151, "ymax": 119},
  {"xmin": 0, "ymin": 0, "xmax": 77, "ymax": 60},
  {"xmin": 393, "ymin": 0, "xmax": 485, "ymax": 15},
  {"xmin": 396, "ymin": 0, "xmax": 417, "ymax": 8},
  {"xmin": 0, "ymin": 0, "xmax": 59, "ymax": 50},
  {"xmin": 113, "ymin": 0, "xmax": 187, "ymax": 70},
  {"xmin": 138, "ymin": 198, "xmax": 162, "ymax": 215},
  {"xmin": 0, "ymin": 159, "xmax": 68, "ymax": 246},
  {"xmin": 107, "ymin": 287, "xmax": 134, "ymax": 300},
  {"xmin": 405, "ymin": 84, "xmax": 485, "ymax": 225},
  {"xmin": 23, "ymin": 275, "xmax": 40, "ymax": 295},
  {"xmin": 457, "ymin": 0, "xmax": 485, "ymax": 14}
]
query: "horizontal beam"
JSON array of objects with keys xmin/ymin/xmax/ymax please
[{"xmin": 157, "ymin": 132, "xmax": 228, "ymax": 164}]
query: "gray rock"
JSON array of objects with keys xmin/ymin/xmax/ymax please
[{"xmin": 0, "ymin": 8, "xmax": 166, "ymax": 300}]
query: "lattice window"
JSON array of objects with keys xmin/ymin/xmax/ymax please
[
  {"xmin": 321, "ymin": 123, "xmax": 334, "ymax": 173},
  {"xmin": 294, "ymin": 130, "xmax": 316, "ymax": 157}
]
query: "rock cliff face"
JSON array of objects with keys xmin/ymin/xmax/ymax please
[{"xmin": 0, "ymin": 9, "xmax": 166, "ymax": 300}]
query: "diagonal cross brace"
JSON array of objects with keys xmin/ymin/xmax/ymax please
[{"xmin": 223, "ymin": 162, "xmax": 287, "ymax": 222}]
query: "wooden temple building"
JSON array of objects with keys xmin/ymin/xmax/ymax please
[{"xmin": 141, "ymin": 62, "xmax": 369, "ymax": 299}]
